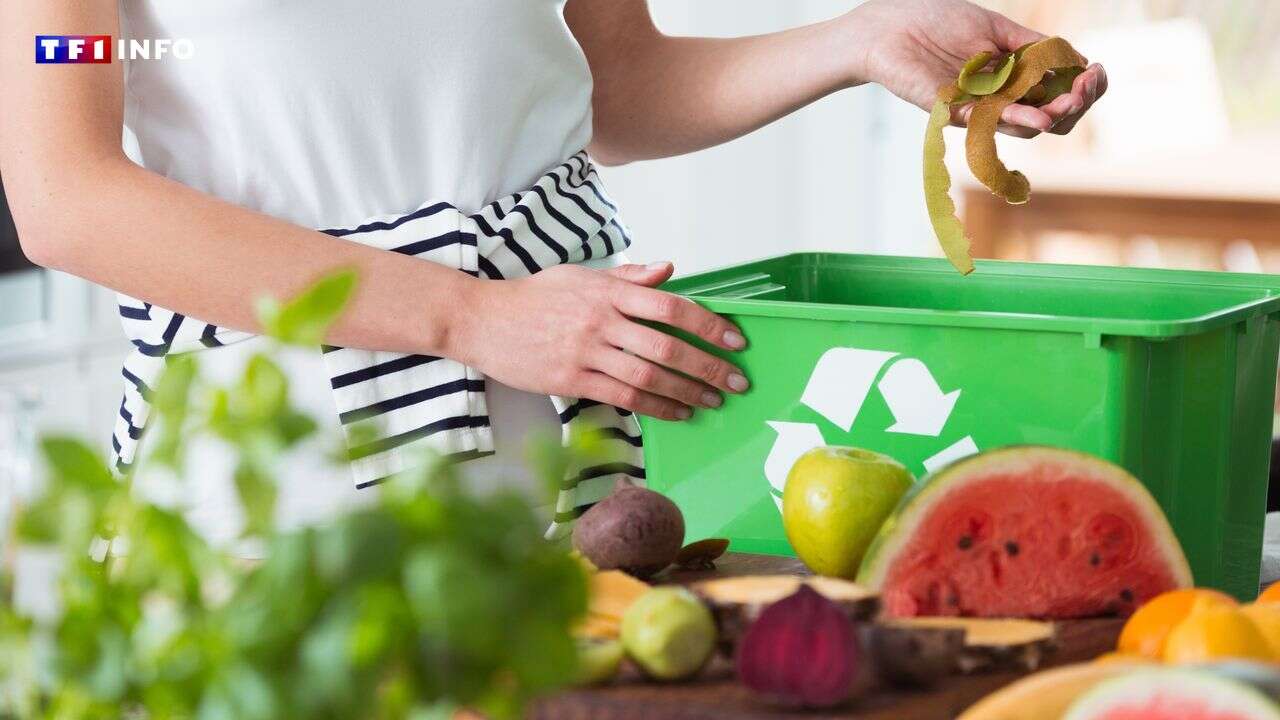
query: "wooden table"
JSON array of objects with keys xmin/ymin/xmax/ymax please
[
  {"xmin": 958, "ymin": 138, "xmax": 1280, "ymax": 265},
  {"xmin": 532, "ymin": 554, "xmax": 1124, "ymax": 720}
]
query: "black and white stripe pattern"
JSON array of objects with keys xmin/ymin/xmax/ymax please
[{"xmin": 111, "ymin": 152, "xmax": 643, "ymax": 539}]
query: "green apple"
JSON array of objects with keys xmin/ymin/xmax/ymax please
[
  {"xmin": 782, "ymin": 446, "xmax": 914, "ymax": 579},
  {"xmin": 620, "ymin": 587, "xmax": 716, "ymax": 681},
  {"xmin": 574, "ymin": 638, "xmax": 625, "ymax": 686}
]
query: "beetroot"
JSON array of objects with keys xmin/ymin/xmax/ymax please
[
  {"xmin": 572, "ymin": 481, "xmax": 684, "ymax": 578},
  {"xmin": 736, "ymin": 585, "xmax": 860, "ymax": 708}
]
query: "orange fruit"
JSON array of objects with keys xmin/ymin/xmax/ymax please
[
  {"xmin": 1240, "ymin": 602, "xmax": 1280, "ymax": 659},
  {"xmin": 1117, "ymin": 587, "xmax": 1237, "ymax": 659},
  {"xmin": 1092, "ymin": 651, "xmax": 1153, "ymax": 665},
  {"xmin": 1162, "ymin": 603, "xmax": 1273, "ymax": 664},
  {"xmin": 1259, "ymin": 581, "xmax": 1280, "ymax": 604}
]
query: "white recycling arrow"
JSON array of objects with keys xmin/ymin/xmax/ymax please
[
  {"xmin": 879, "ymin": 358, "xmax": 960, "ymax": 437},
  {"xmin": 923, "ymin": 436, "xmax": 979, "ymax": 473},
  {"xmin": 764, "ymin": 421, "xmax": 827, "ymax": 510},
  {"xmin": 800, "ymin": 348, "xmax": 898, "ymax": 431}
]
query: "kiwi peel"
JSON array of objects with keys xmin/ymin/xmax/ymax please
[
  {"xmin": 925, "ymin": 37, "xmax": 1088, "ymax": 274},
  {"xmin": 958, "ymin": 51, "xmax": 1018, "ymax": 97}
]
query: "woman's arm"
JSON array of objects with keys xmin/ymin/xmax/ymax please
[
  {"xmin": 567, "ymin": 0, "xmax": 1107, "ymax": 165},
  {"xmin": 0, "ymin": 0, "xmax": 750, "ymax": 420},
  {"xmin": 1, "ymin": 0, "xmax": 474, "ymax": 356}
]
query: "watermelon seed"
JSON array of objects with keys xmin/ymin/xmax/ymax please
[
  {"xmin": 1089, "ymin": 552, "xmax": 1101, "ymax": 567},
  {"xmin": 957, "ymin": 535, "xmax": 973, "ymax": 550},
  {"xmin": 947, "ymin": 595, "xmax": 959, "ymax": 608},
  {"xmin": 1120, "ymin": 588, "xmax": 1134, "ymax": 603},
  {"xmin": 1004, "ymin": 541, "xmax": 1020, "ymax": 557}
]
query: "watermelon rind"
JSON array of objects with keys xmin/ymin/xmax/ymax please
[
  {"xmin": 855, "ymin": 446, "xmax": 1192, "ymax": 592},
  {"xmin": 1063, "ymin": 669, "xmax": 1280, "ymax": 720}
]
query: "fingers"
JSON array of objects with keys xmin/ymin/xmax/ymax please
[
  {"xmin": 1045, "ymin": 63, "xmax": 1106, "ymax": 136},
  {"xmin": 606, "ymin": 261, "xmax": 675, "ymax": 288},
  {"xmin": 611, "ymin": 284, "xmax": 747, "ymax": 353},
  {"xmin": 606, "ymin": 320, "xmax": 748, "ymax": 396},
  {"xmin": 995, "ymin": 63, "xmax": 1107, "ymax": 138},
  {"xmin": 998, "ymin": 103, "xmax": 1053, "ymax": 133},
  {"xmin": 594, "ymin": 349, "xmax": 722, "ymax": 410},
  {"xmin": 580, "ymin": 371, "xmax": 691, "ymax": 421},
  {"xmin": 993, "ymin": 16, "xmax": 1045, "ymax": 53},
  {"xmin": 953, "ymin": 101, "xmax": 1044, "ymax": 138}
]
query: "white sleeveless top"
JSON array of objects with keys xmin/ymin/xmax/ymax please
[
  {"xmin": 116, "ymin": 1, "xmax": 618, "ymax": 543},
  {"xmin": 119, "ymin": 0, "xmax": 594, "ymax": 226}
]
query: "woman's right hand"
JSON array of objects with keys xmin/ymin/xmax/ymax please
[{"xmin": 450, "ymin": 262, "xmax": 750, "ymax": 420}]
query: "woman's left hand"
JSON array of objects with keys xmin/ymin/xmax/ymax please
[{"xmin": 847, "ymin": 0, "xmax": 1107, "ymax": 138}]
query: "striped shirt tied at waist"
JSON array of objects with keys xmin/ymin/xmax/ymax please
[{"xmin": 112, "ymin": 151, "xmax": 643, "ymax": 538}]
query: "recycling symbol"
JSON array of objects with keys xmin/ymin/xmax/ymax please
[{"xmin": 764, "ymin": 348, "xmax": 979, "ymax": 510}]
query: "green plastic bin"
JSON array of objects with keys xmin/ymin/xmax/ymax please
[{"xmin": 639, "ymin": 253, "xmax": 1280, "ymax": 599}]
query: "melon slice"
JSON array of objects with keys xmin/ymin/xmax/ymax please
[
  {"xmin": 1063, "ymin": 669, "xmax": 1280, "ymax": 720},
  {"xmin": 857, "ymin": 447, "xmax": 1192, "ymax": 619},
  {"xmin": 959, "ymin": 661, "xmax": 1154, "ymax": 720}
]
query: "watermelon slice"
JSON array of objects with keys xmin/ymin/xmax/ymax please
[
  {"xmin": 1063, "ymin": 669, "xmax": 1280, "ymax": 720},
  {"xmin": 857, "ymin": 447, "xmax": 1192, "ymax": 618}
]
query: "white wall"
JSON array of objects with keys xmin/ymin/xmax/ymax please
[
  {"xmin": 598, "ymin": 0, "xmax": 936, "ymax": 274},
  {"xmin": 0, "ymin": 1, "xmax": 942, "ymax": 445}
]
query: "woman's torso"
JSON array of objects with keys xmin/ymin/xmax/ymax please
[
  {"xmin": 116, "ymin": 1, "xmax": 609, "ymax": 535},
  {"xmin": 119, "ymin": 0, "xmax": 594, "ymax": 227}
]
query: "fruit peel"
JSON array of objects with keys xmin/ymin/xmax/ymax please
[
  {"xmin": 923, "ymin": 38, "xmax": 1088, "ymax": 274},
  {"xmin": 964, "ymin": 37, "xmax": 1087, "ymax": 206},
  {"xmin": 675, "ymin": 538, "xmax": 730, "ymax": 570},
  {"xmin": 958, "ymin": 51, "xmax": 1018, "ymax": 96},
  {"xmin": 924, "ymin": 90, "xmax": 976, "ymax": 276}
]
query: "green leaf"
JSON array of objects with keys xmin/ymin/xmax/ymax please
[
  {"xmin": 240, "ymin": 355, "xmax": 289, "ymax": 422},
  {"xmin": 15, "ymin": 498, "xmax": 62, "ymax": 544},
  {"xmin": 84, "ymin": 625, "xmax": 129, "ymax": 701},
  {"xmin": 149, "ymin": 355, "xmax": 199, "ymax": 468},
  {"xmin": 233, "ymin": 462, "xmax": 277, "ymax": 539},
  {"xmin": 257, "ymin": 271, "xmax": 358, "ymax": 346},
  {"xmin": 40, "ymin": 437, "xmax": 115, "ymax": 493}
]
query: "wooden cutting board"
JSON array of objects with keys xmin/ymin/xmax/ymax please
[{"xmin": 531, "ymin": 553, "xmax": 1124, "ymax": 720}]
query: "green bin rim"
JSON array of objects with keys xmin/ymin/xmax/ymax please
[{"xmin": 663, "ymin": 253, "xmax": 1280, "ymax": 339}]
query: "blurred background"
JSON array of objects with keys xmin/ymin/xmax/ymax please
[{"xmin": 0, "ymin": 0, "xmax": 1277, "ymax": 453}]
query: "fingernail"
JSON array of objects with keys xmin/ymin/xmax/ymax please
[
  {"xmin": 1086, "ymin": 75, "xmax": 1098, "ymax": 97},
  {"xmin": 727, "ymin": 373, "xmax": 750, "ymax": 393},
  {"xmin": 701, "ymin": 391, "xmax": 722, "ymax": 408},
  {"xmin": 723, "ymin": 330, "xmax": 746, "ymax": 349},
  {"xmin": 646, "ymin": 262, "xmax": 670, "ymax": 271},
  {"xmin": 675, "ymin": 406, "xmax": 693, "ymax": 420}
]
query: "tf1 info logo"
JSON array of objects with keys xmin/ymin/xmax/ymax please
[{"xmin": 35, "ymin": 35, "xmax": 194, "ymax": 64}]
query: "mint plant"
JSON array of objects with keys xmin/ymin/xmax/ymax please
[{"xmin": 1, "ymin": 271, "xmax": 587, "ymax": 719}]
